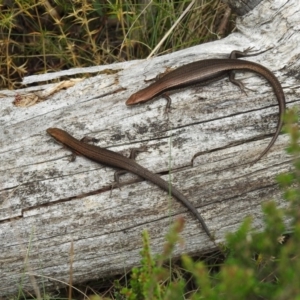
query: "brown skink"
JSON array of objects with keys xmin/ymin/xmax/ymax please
[
  {"xmin": 47, "ymin": 128, "xmax": 212, "ymax": 239},
  {"xmin": 126, "ymin": 53, "xmax": 285, "ymax": 161}
]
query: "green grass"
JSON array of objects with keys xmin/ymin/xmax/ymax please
[{"xmin": 0, "ymin": 0, "xmax": 232, "ymax": 89}]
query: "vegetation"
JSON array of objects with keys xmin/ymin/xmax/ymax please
[{"xmin": 0, "ymin": 0, "xmax": 232, "ymax": 89}]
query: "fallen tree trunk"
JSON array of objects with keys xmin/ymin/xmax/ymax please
[{"xmin": 0, "ymin": 0, "xmax": 298, "ymax": 296}]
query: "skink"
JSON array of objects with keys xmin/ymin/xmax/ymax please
[
  {"xmin": 126, "ymin": 52, "xmax": 286, "ymax": 161},
  {"xmin": 47, "ymin": 128, "xmax": 212, "ymax": 239}
]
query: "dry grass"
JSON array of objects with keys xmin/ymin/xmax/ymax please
[{"xmin": 0, "ymin": 0, "xmax": 234, "ymax": 89}]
